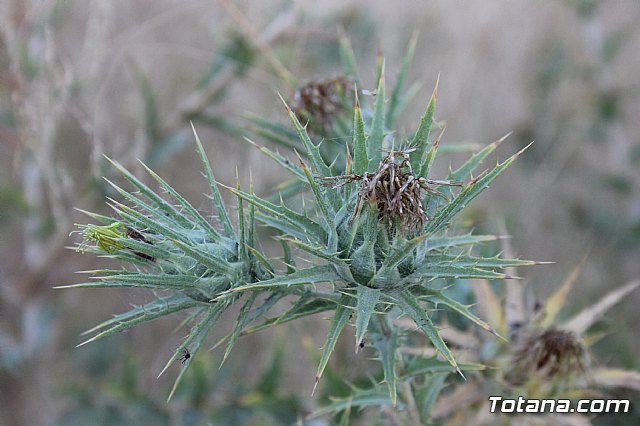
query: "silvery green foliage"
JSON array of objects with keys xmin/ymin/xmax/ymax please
[{"xmin": 65, "ymin": 38, "xmax": 533, "ymax": 409}]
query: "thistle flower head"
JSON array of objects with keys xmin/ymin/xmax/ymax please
[
  {"xmin": 291, "ymin": 76, "xmax": 353, "ymax": 132},
  {"xmin": 323, "ymin": 149, "xmax": 463, "ymax": 233},
  {"xmin": 510, "ymin": 327, "xmax": 588, "ymax": 384},
  {"xmin": 75, "ymin": 222, "xmax": 127, "ymax": 253}
]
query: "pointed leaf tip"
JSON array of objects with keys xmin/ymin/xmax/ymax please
[
  {"xmin": 494, "ymin": 131, "xmax": 512, "ymax": 147},
  {"xmin": 515, "ymin": 140, "xmax": 534, "ymax": 158},
  {"xmin": 432, "ymin": 74, "xmax": 440, "ymax": 99}
]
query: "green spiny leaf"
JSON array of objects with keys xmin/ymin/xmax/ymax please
[
  {"xmin": 166, "ymin": 302, "xmax": 228, "ymax": 401},
  {"xmin": 425, "ymin": 253, "xmax": 536, "ymax": 269},
  {"xmin": 410, "ymin": 77, "xmax": 438, "ymax": 175},
  {"xmin": 222, "ymin": 264, "xmax": 340, "ymax": 295},
  {"xmin": 410, "ymin": 265, "xmax": 512, "ymax": 281},
  {"xmin": 339, "ymin": 33, "xmax": 359, "ymax": 83},
  {"xmin": 59, "ymin": 273, "xmax": 224, "ymax": 295},
  {"xmin": 104, "ymin": 158, "xmax": 193, "ymax": 230},
  {"xmin": 426, "ymin": 233, "xmax": 500, "ymax": 251},
  {"xmin": 299, "ymin": 158, "xmax": 338, "ymax": 251},
  {"xmin": 447, "ymin": 132, "xmax": 512, "ymax": 183},
  {"xmin": 426, "ymin": 142, "xmax": 532, "ymax": 235},
  {"xmin": 416, "ymin": 372, "xmax": 448, "ymax": 424},
  {"xmin": 281, "ymin": 95, "xmax": 332, "ymax": 178},
  {"xmin": 281, "ymin": 237, "xmax": 343, "ymax": 263},
  {"xmin": 355, "ymin": 285, "xmax": 381, "ymax": 349},
  {"xmin": 367, "ymin": 68, "xmax": 386, "ymax": 170},
  {"xmin": 222, "ymin": 184, "xmax": 327, "ymax": 243},
  {"xmin": 170, "ymin": 239, "xmax": 240, "ymax": 278},
  {"xmin": 370, "ymin": 319, "xmax": 399, "ymax": 405},
  {"xmin": 420, "ymin": 130, "xmax": 442, "ymax": 179},
  {"xmin": 310, "ymin": 387, "xmax": 395, "ymax": 419},
  {"xmin": 103, "ymin": 179, "xmax": 189, "ymax": 232},
  {"xmin": 243, "ymin": 137, "xmax": 306, "ymax": 181},
  {"xmin": 74, "ymin": 295, "xmax": 200, "ymax": 347},
  {"xmin": 222, "ymin": 292, "xmax": 257, "ymax": 366},
  {"xmin": 415, "ymin": 287, "xmax": 505, "ymax": 340},
  {"xmin": 402, "ymin": 356, "xmax": 485, "ymax": 380},
  {"xmin": 192, "ymin": 123, "xmax": 235, "ymax": 238},
  {"xmin": 392, "ymin": 288, "xmax": 460, "ymax": 375},
  {"xmin": 387, "ymin": 31, "xmax": 418, "ymax": 129},
  {"xmin": 353, "ymin": 92, "xmax": 368, "ymax": 175},
  {"xmin": 314, "ymin": 293, "xmax": 352, "ymax": 394},
  {"xmin": 378, "ymin": 234, "xmax": 426, "ymax": 275},
  {"xmin": 236, "ymin": 175, "xmax": 247, "ymax": 266},
  {"xmin": 139, "ymin": 161, "xmax": 221, "ymax": 240}
]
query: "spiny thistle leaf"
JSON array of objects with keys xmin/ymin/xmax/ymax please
[
  {"xmin": 426, "ymin": 233, "xmax": 501, "ymax": 251},
  {"xmin": 366, "ymin": 68, "xmax": 386, "ymax": 170},
  {"xmin": 370, "ymin": 321, "xmax": 399, "ymax": 406},
  {"xmin": 410, "ymin": 76, "xmax": 438, "ymax": 175},
  {"xmin": 352, "ymin": 92, "xmax": 368, "ymax": 175},
  {"xmin": 103, "ymin": 179, "xmax": 188, "ymax": 232},
  {"xmin": 314, "ymin": 294, "xmax": 353, "ymax": 395},
  {"xmin": 222, "ymin": 292, "xmax": 257, "ymax": 366},
  {"xmin": 409, "ymin": 265, "xmax": 514, "ymax": 281},
  {"xmin": 280, "ymin": 95, "xmax": 333, "ymax": 179},
  {"xmin": 402, "ymin": 356, "xmax": 486, "ymax": 380},
  {"xmin": 73, "ymin": 295, "xmax": 200, "ymax": 347},
  {"xmin": 426, "ymin": 142, "xmax": 533, "ymax": 235},
  {"xmin": 416, "ymin": 372, "xmax": 448, "ymax": 424},
  {"xmin": 192, "ymin": 122, "xmax": 235, "ymax": 238},
  {"xmin": 338, "ymin": 33, "xmax": 359, "ymax": 83},
  {"xmin": 420, "ymin": 132, "xmax": 442, "ymax": 180},
  {"xmin": 240, "ymin": 298, "xmax": 337, "ymax": 336},
  {"xmin": 392, "ymin": 289, "xmax": 461, "ymax": 376},
  {"xmin": 243, "ymin": 137, "xmax": 306, "ymax": 180},
  {"xmin": 221, "ymin": 265, "xmax": 340, "ymax": 295},
  {"xmin": 221, "ymin": 183, "xmax": 327, "ymax": 244},
  {"xmin": 139, "ymin": 160, "xmax": 222, "ymax": 240},
  {"xmin": 165, "ymin": 302, "xmax": 229, "ymax": 401},
  {"xmin": 354, "ymin": 285, "xmax": 381, "ymax": 349},
  {"xmin": 104, "ymin": 158, "xmax": 193, "ymax": 230},
  {"xmin": 298, "ymin": 157, "xmax": 337, "ymax": 247},
  {"xmin": 415, "ymin": 287, "xmax": 504, "ymax": 340},
  {"xmin": 424, "ymin": 253, "xmax": 537, "ymax": 269},
  {"xmin": 447, "ymin": 132, "xmax": 512, "ymax": 183},
  {"xmin": 387, "ymin": 31, "xmax": 418, "ymax": 129},
  {"xmin": 309, "ymin": 387, "xmax": 395, "ymax": 419}
]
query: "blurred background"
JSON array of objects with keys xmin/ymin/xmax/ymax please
[{"xmin": 1, "ymin": 0, "xmax": 639, "ymax": 424}]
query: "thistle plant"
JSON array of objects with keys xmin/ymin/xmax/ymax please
[
  {"xmin": 414, "ymin": 256, "xmax": 640, "ymax": 425},
  {"xmin": 63, "ymin": 38, "xmax": 539, "ymax": 417}
]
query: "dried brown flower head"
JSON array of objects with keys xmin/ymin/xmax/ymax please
[
  {"xmin": 321, "ymin": 149, "xmax": 463, "ymax": 232},
  {"xmin": 510, "ymin": 327, "xmax": 588, "ymax": 384},
  {"xmin": 291, "ymin": 77, "xmax": 353, "ymax": 132}
]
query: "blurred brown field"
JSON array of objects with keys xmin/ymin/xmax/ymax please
[{"xmin": 1, "ymin": 1, "xmax": 639, "ymax": 424}]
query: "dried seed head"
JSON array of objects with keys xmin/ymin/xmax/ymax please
[
  {"xmin": 322, "ymin": 150, "xmax": 463, "ymax": 233},
  {"xmin": 291, "ymin": 77, "xmax": 353, "ymax": 132},
  {"xmin": 509, "ymin": 327, "xmax": 588, "ymax": 384}
]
